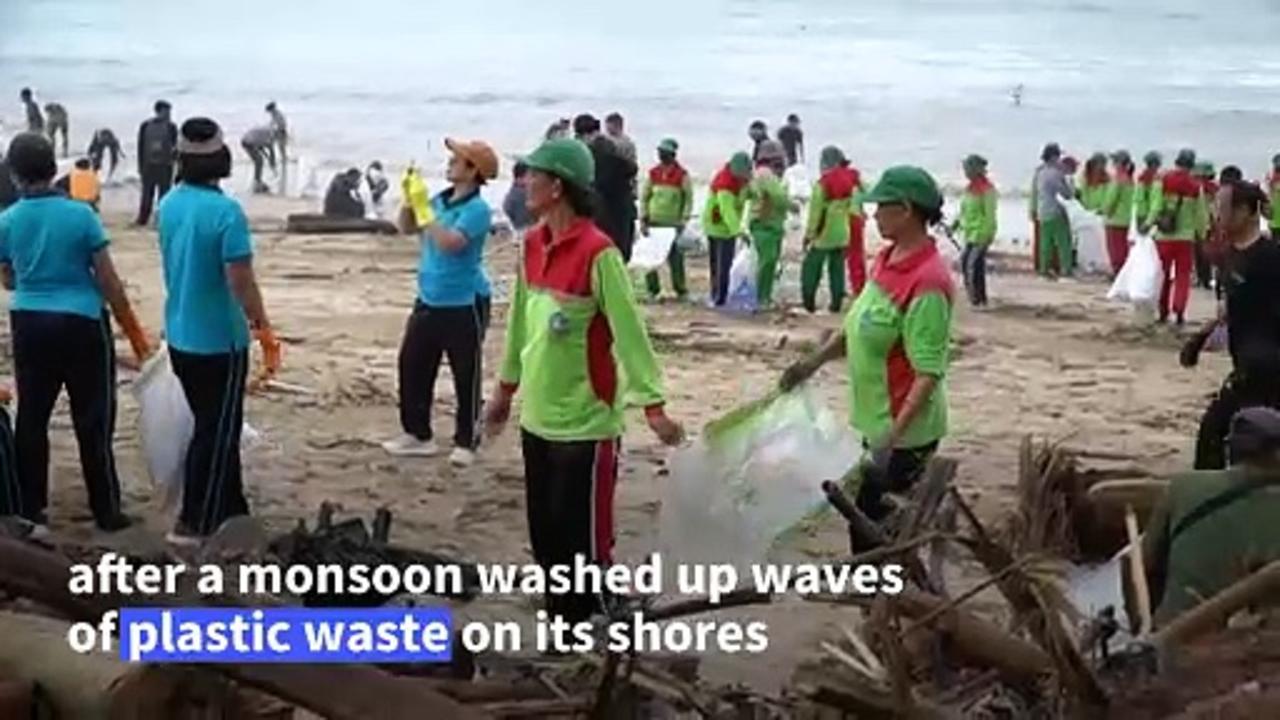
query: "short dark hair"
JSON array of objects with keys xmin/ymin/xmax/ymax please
[
  {"xmin": 266, "ymin": 101, "xmax": 277, "ymax": 112},
  {"xmin": 513, "ymin": 160, "xmax": 529, "ymax": 178},
  {"xmin": 1219, "ymin": 165, "xmax": 1243, "ymax": 183},
  {"xmin": 19, "ymin": 88, "xmax": 32, "ymax": 99},
  {"xmin": 605, "ymin": 112, "xmax": 623, "ymax": 125},
  {"xmin": 6, "ymin": 133, "xmax": 56, "ymax": 184},
  {"xmin": 749, "ymin": 120, "xmax": 767, "ymax": 131},
  {"xmin": 1224, "ymin": 180, "xmax": 1267, "ymax": 214},
  {"xmin": 573, "ymin": 114, "xmax": 600, "ymax": 136},
  {"xmin": 74, "ymin": 158, "xmax": 91, "ymax": 170},
  {"xmin": 1041, "ymin": 143, "xmax": 1061, "ymax": 162},
  {"xmin": 155, "ymin": 100, "xmax": 171, "ymax": 113},
  {"xmin": 787, "ymin": 114, "xmax": 800, "ymax": 123}
]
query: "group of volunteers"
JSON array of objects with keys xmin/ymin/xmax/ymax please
[
  {"xmin": 1030, "ymin": 143, "xmax": 1280, "ymax": 326},
  {"xmin": 0, "ymin": 115, "xmax": 281, "ymax": 545},
  {"xmin": 5, "ymin": 91, "xmax": 1278, "ymax": 632}
]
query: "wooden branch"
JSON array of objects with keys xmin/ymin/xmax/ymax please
[
  {"xmin": 1154, "ymin": 559, "xmax": 1280, "ymax": 652},
  {"xmin": 643, "ymin": 588, "xmax": 772, "ymax": 622},
  {"xmin": 1124, "ymin": 506, "xmax": 1153, "ymax": 635},
  {"xmin": 900, "ymin": 558, "xmax": 1032, "ymax": 635},
  {"xmin": 481, "ymin": 698, "xmax": 593, "ymax": 718},
  {"xmin": 0, "ymin": 537, "xmax": 486, "ymax": 720}
]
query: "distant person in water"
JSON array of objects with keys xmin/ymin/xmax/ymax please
[
  {"xmin": 323, "ymin": 168, "xmax": 365, "ymax": 219},
  {"xmin": 265, "ymin": 102, "xmax": 288, "ymax": 163},
  {"xmin": 87, "ymin": 129, "xmax": 123, "ymax": 178},
  {"xmin": 604, "ymin": 112, "xmax": 636, "ymax": 164},
  {"xmin": 777, "ymin": 114, "xmax": 804, "ymax": 167},
  {"xmin": 240, "ymin": 126, "xmax": 277, "ymax": 194},
  {"xmin": 43, "ymin": 102, "xmax": 69, "ymax": 158},
  {"xmin": 502, "ymin": 160, "xmax": 534, "ymax": 233},
  {"xmin": 19, "ymin": 88, "xmax": 43, "ymax": 133},
  {"xmin": 748, "ymin": 120, "xmax": 769, "ymax": 163},
  {"xmin": 135, "ymin": 100, "xmax": 178, "ymax": 225}
]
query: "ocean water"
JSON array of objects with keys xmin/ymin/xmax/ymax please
[{"xmin": 4, "ymin": 0, "xmax": 1280, "ymax": 193}]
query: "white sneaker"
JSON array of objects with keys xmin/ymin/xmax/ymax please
[
  {"xmin": 449, "ymin": 447, "xmax": 476, "ymax": 468},
  {"xmin": 381, "ymin": 434, "xmax": 441, "ymax": 457}
]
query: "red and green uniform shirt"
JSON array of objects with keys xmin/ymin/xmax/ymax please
[
  {"xmin": 844, "ymin": 241, "xmax": 953, "ymax": 448},
  {"xmin": 1079, "ymin": 173, "xmax": 1110, "ymax": 213},
  {"xmin": 1134, "ymin": 168, "xmax": 1160, "ymax": 229},
  {"xmin": 748, "ymin": 170, "xmax": 790, "ymax": 232},
  {"xmin": 641, "ymin": 163, "xmax": 694, "ymax": 228},
  {"xmin": 499, "ymin": 218, "xmax": 666, "ymax": 441},
  {"xmin": 958, "ymin": 177, "xmax": 998, "ymax": 246},
  {"xmin": 1102, "ymin": 171, "xmax": 1135, "ymax": 229},
  {"xmin": 1146, "ymin": 168, "xmax": 1207, "ymax": 242},
  {"xmin": 700, "ymin": 165, "xmax": 749, "ymax": 238},
  {"xmin": 806, "ymin": 166, "xmax": 858, "ymax": 249}
]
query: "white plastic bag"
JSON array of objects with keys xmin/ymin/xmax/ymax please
[
  {"xmin": 1107, "ymin": 232, "xmax": 1161, "ymax": 305},
  {"xmin": 132, "ymin": 347, "xmax": 194, "ymax": 509},
  {"xmin": 726, "ymin": 240, "xmax": 759, "ymax": 312},
  {"xmin": 1062, "ymin": 198, "xmax": 1109, "ymax": 275},
  {"xmin": 659, "ymin": 388, "xmax": 860, "ymax": 576},
  {"xmin": 629, "ymin": 228, "xmax": 678, "ymax": 272},
  {"xmin": 784, "ymin": 165, "xmax": 811, "ymax": 202}
]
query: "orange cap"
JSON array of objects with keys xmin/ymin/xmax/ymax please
[{"xmin": 445, "ymin": 138, "xmax": 499, "ymax": 180}]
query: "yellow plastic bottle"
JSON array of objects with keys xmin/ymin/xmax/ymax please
[{"xmin": 401, "ymin": 166, "xmax": 435, "ymax": 226}]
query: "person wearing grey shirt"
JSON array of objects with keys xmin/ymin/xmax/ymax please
[
  {"xmin": 1033, "ymin": 143, "xmax": 1073, "ymax": 277},
  {"xmin": 240, "ymin": 125, "xmax": 277, "ymax": 194}
]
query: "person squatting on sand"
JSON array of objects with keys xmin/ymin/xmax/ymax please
[
  {"xmin": 383, "ymin": 139, "xmax": 498, "ymax": 469},
  {"xmin": 0, "ymin": 132, "xmax": 152, "ymax": 534},
  {"xmin": 157, "ymin": 117, "xmax": 281, "ymax": 545},
  {"xmin": 781, "ymin": 166, "xmax": 954, "ymax": 528},
  {"xmin": 485, "ymin": 137, "xmax": 683, "ymax": 623}
]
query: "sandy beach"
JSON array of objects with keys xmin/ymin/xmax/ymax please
[{"xmin": 10, "ymin": 184, "xmax": 1230, "ymax": 691}]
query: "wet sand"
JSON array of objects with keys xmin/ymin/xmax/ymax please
[{"xmin": 13, "ymin": 188, "xmax": 1229, "ymax": 692}]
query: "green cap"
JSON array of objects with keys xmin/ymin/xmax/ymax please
[
  {"xmin": 1144, "ymin": 150, "xmax": 1162, "ymax": 166},
  {"xmin": 864, "ymin": 166, "xmax": 944, "ymax": 212},
  {"xmin": 728, "ymin": 151, "xmax": 752, "ymax": 179},
  {"xmin": 1193, "ymin": 161, "xmax": 1215, "ymax": 178},
  {"xmin": 819, "ymin": 145, "xmax": 846, "ymax": 172},
  {"xmin": 963, "ymin": 154, "xmax": 988, "ymax": 172},
  {"xmin": 657, "ymin": 137, "xmax": 679, "ymax": 154},
  {"xmin": 524, "ymin": 138, "xmax": 595, "ymax": 189},
  {"xmin": 1110, "ymin": 149, "xmax": 1132, "ymax": 165},
  {"xmin": 1175, "ymin": 148, "xmax": 1196, "ymax": 169},
  {"xmin": 1272, "ymin": 152, "xmax": 1280, "ymax": 166}
]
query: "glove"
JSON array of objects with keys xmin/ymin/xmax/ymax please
[
  {"xmin": 779, "ymin": 357, "xmax": 818, "ymax": 392},
  {"xmin": 400, "ymin": 167, "xmax": 435, "ymax": 227},
  {"xmin": 860, "ymin": 443, "xmax": 894, "ymax": 495},
  {"xmin": 645, "ymin": 406, "xmax": 685, "ymax": 446},
  {"xmin": 250, "ymin": 326, "xmax": 283, "ymax": 390},
  {"xmin": 115, "ymin": 305, "xmax": 153, "ymax": 365},
  {"xmin": 1180, "ymin": 328, "xmax": 1211, "ymax": 369}
]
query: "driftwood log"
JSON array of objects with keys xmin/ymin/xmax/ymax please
[
  {"xmin": 0, "ymin": 537, "xmax": 486, "ymax": 720},
  {"xmin": 1154, "ymin": 559, "xmax": 1280, "ymax": 653},
  {"xmin": 284, "ymin": 213, "xmax": 399, "ymax": 235}
]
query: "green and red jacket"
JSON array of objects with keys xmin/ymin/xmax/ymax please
[
  {"xmin": 1269, "ymin": 173, "xmax": 1280, "ymax": 231},
  {"xmin": 701, "ymin": 165, "xmax": 749, "ymax": 238},
  {"xmin": 1079, "ymin": 173, "xmax": 1110, "ymax": 213},
  {"xmin": 1134, "ymin": 167, "xmax": 1160, "ymax": 231},
  {"xmin": 1102, "ymin": 170, "xmax": 1135, "ymax": 230},
  {"xmin": 1146, "ymin": 168, "xmax": 1207, "ymax": 242},
  {"xmin": 641, "ymin": 162, "xmax": 694, "ymax": 228},
  {"xmin": 806, "ymin": 166, "xmax": 858, "ymax": 249},
  {"xmin": 748, "ymin": 167, "xmax": 791, "ymax": 233},
  {"xmin": 958, "ymin": 177, "xmax": 998, "ymax": 246},
  {"xmin": 499, "ymin": 218, "xmax": 666, "ymax": 441},
  {"xmin": 844, "ymin": 241, "xmax": 953, "ymax": 448}
]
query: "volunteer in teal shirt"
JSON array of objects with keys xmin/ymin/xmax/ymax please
[
  {"xmin": 0, "ymin": 132, "xmax": 151, "ymax": 533},
  {"xmin": 156, "ymin": 117, "xmax": 280, "ymax": 545},
  {"xmin": 383, "ymin": 138, "xmax": 498, "ymax": 468}
]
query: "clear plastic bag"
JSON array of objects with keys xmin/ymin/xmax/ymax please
[
  {"xmin": 1062, "ymin": 198, "xmax": 1109, "ymax": 275},
  {"xmin": 131, "ymin": 347, "xmax": 194, "ymax": 510},
  {"xmin": 1107, "ymin": 231, "xmax": 1161, "ymax": 305},
  {"xmin": 629, "ymin": 228, "xmax": 678, "ymax": 272},
  {"xmin": 659, "ymin": 388, "xmax": 860, "ymax": 575},
  {"xmin": 725, "ymin": 240, "xmax": 759, "ymax": 313}
]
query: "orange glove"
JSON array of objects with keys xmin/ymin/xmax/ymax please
[
  {"xmin": 249, "ymin": 326, "xmax": 283, "ymax": 391},
  {"xmin": 115, "ymin": 305, "xmax": 153, "ymax": 364},
  {"xmin": 0, "ymin": 385, "xmax": 12, "ymax": 404}
]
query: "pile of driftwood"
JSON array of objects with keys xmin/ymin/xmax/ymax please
[{"xmin": 794, "ymin": 434, "xmax": 1280, "ymax": 719}]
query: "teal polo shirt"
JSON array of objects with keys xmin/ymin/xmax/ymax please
[
  {"xmin": 157, "ymin": 183, "xmax": 254, "ymax": 354},
  {"xmin": 418, "ymin": 189, "xmax": 492, "ymax": 306},
  {"xmin": 0, "ymin": 192, "xmax": 108, "ymax": 319}
]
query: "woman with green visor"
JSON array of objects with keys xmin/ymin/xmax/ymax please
[
  {"xmin": 780, "ymin": 166, "xmax": 954, "ymax": 522},
  {"xmin": 484, "ymin": 138, "xmax": 683, "ymax": 623}
]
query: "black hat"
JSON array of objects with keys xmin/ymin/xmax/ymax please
[{"xmin": 1229, "ymin": 407, "xmax": 1280, "ymax": 462}]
